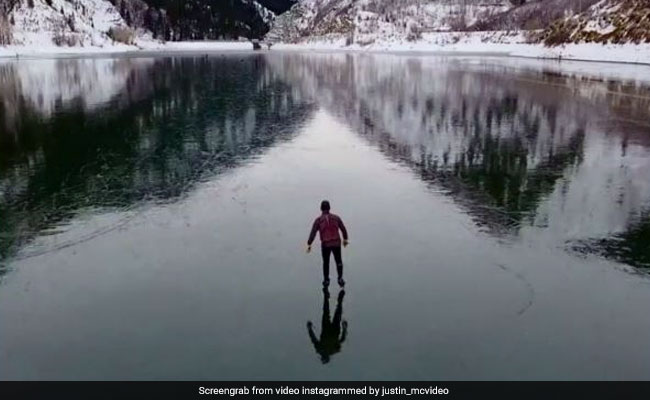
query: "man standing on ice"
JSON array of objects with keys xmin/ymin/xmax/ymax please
[{"xmin": 307, "ymin": 200, "xmax": 349, "ymax": 287}]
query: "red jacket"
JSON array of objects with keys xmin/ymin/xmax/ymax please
[{"xmin": 308, "ymin": 212, "xmax": 348, "ymax": 248}]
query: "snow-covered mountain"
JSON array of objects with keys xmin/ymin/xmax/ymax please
[
  {"xmin": 7, "ymin": 0, "xmax": 136, "ymax": 48},
  {"xmin": 268, "ymin": 0, "xmax": 514, "ymax": 43},
  {"xmin": 1, "ymin": 0, "xmax": 648, "ymax": 51},
  {"xmin": 471, "ymin": 0, "xmax": 600, "ymax": 31},
  {"xmin": 268, "ymin": 0, "xmax": 650, "ymax": 46},
  {"xmin": 539, "ymin": 0, "xmax": 650, "ymax": 45},
  {"xmin": 0, "ymin": 0, "xmax": 286, "ymax": 48}
]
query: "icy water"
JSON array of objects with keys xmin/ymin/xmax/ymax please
[{"xmin": 1, "ymin": 53, "xmax": 650, "ymax": 380}]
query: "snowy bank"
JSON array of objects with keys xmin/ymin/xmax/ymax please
[
  {"xmin": 1, "ymin": 32, "xmax": 649, "ymax": 67},
  {"xmin": 0, "ymin": 40, "xmax": 255, "ymax": 58},
  {"xmin": 272, "ymin": 31, "xmax": 650, "ymax": 65},
  {"xmin": 0, "ymin": 0, "xmax": 255, "ymax": 58}
]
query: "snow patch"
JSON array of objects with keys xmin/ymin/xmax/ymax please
[
  {"xmin": 10, "ymin": 0, "xmax": 133, "ymax": 48},
  {"xmin": 272, "ymin": 30, "xmax": 650, "ymax": 66}
]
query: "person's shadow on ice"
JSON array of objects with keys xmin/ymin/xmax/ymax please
[{"xmin": 307, "ymin": 288, "xmax": 348, "ymax": 364}]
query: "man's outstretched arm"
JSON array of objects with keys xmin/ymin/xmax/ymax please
[
  {"xmin": 307, "ymin": 218, "xmax": 319, "ymax": 246},
  {"xmin": 338, "ymin": 218, "xmax": 349, "ymax": 241}
]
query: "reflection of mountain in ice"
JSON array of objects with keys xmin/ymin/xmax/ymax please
[
  {"xmin": 267, "ymin": 52, "xmax": 650, "ymax": 265},
  {"xmin": 0, "ymin": 55, "xmax": 315, "ymax": 261},
  {"xmin": 1, "ymin": 57, "xmax": 154, "ymax": 118},
  {"xmin": 2, "ymin": 52, "xmax": 649, "ymax": 269},
  {"xmin": 270, "ymin": 53, "xmax": 585, "ymax": 170},
  {"xmin": 524, "ymin": 130, "xmax": 650, "ymax": 243}
]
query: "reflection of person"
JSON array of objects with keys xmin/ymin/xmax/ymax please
[
  {"xmin": 307, "ymin": 288, "xmax": 348, "ymax": 364},
  {"xmin": 307, "ymin": 200, "xmax": 349, "ymax": 287}
]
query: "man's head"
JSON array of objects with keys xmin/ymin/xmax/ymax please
[{"xmin": 320, "ymin": 200, "xmax": 331, "ymax": 213}]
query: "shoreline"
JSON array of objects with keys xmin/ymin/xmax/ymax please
[
  {"xmin": 271, "ymin": 31, "xmax": 650, "ymax": 66},
  {"xmin": 0, "ymin": 41, "xmax": 254, "ymax": 59},
  {"xmin": 2, "ymin": 36, "xmax": 650, "ymax": 68}
]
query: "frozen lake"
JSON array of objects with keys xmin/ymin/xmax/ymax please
[{"xmin": 1, "ymin": 52, "xmax": 650, "ymax": 379}]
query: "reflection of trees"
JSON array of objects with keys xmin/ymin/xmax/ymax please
[
  {"xmin": 0, "ymin": 55, "xmax": 314, "ymax": 260},
  {"xmin": 572, "ymin": 215, "xmax": 650, "ymax": 270},
  {"xmin": 2, "ymin": 53, "xmax": 649, "ymax": 270},
  {"xmin": 269, "ymin": 53, "xmax": 588, "ymax": 235},
  {"xmin": 268, "ymin": 53, "xmax": 650, "ymax": 270},
  {"xmin": 606, "ymin": 218, "xmax": 650, "ymax": 269},
  {"xmin": 441, "ymin": 128, "xmax": 585, "ymax": 233}
]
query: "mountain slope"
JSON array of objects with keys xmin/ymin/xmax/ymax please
[
  {"xmin": 7, "ymin": 0, "xmax": 134, "ymax": 48},
  {"xmin": 126, "ymin": 0, "xmax": 276, "ymax": 40},
  {"xmin": 268, "ymin": 0, "xmax": 514, "ymax": 43},
  {"xmin": 471, "ymin": 0, "xmax": 600, "ymax": 31},
  {"xmin": 2, "ymin": 0, "xmax": 649, "ymax": 51},
  {"xmin": 112, "ymin": 0, "xmax": 297, "ymax": 41},
  {"xmin": 539, "ymin": 0, "xmax": 650, "ymax": 45},
  {"xmin": 269, "ymin": 0, "xmax": 650, "ymax": 46},
  {"xmin": 0, "ymin": 0, "xmax": 289, "ymax": 48}
]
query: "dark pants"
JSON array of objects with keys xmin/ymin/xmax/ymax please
[{"xmin": 321, "ymin": 246, "xmax": 343, "ymax": 280}]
